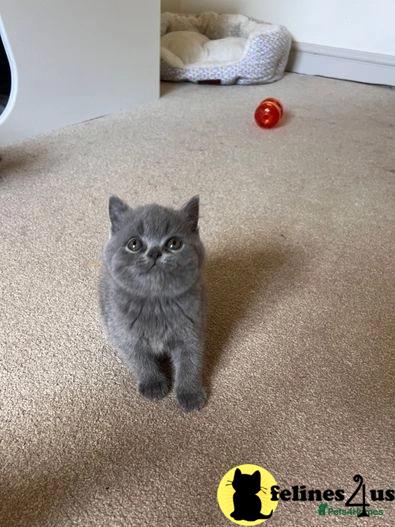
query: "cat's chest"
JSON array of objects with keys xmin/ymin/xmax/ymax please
[
  {"xmin": 141, "ymin": 299, "xmax": 175, "ymax": 326},
  {"xmin": 116, "ymin": 293, "xmax": 195, "ymax": 351},
  {"xmin": 143, "ymin": 299, "xmax": 182, "ymax": 350},
  {"xmin": 125, "ymin": 297, "xmax": 179, "ymax": 336}
]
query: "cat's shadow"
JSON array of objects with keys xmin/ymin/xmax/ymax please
[{"xmin": 203, "ymin": 244, "xmax": 300, "ymax": 390}]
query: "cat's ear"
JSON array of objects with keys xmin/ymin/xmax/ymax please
[
  {"xmin": 234, "ymin": 468, "xmax": 242, "ymax": 479},
  {"xmin": 181, "ymin": 195, "xmax": 199, "ymax": 232},
  {"xmin": 252, "ymin": 470, "xmax": 261, "ymax": 485},
  {"xmin": 109, "ymin": 195, "xmax": 130, "ymax": 234}
]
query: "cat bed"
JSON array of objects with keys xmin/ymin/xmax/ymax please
[{"xmin": 161, "ymin": 12, "xmax": 292, "ymax": 85}]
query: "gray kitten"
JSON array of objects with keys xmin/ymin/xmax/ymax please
[{"xmin": 99, "ymin": 195, "xmax": 206, "ymax": 412}]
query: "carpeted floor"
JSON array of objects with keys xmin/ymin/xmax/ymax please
[{"xmin": 0, "ymin": 73, "xmax": 394, "ymax": 527}]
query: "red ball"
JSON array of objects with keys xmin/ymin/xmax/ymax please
[{"xmin": 254, "ymin": 98, "xmax": 283, "ymax": 129}]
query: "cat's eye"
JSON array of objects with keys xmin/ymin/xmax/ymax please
[
  {"xmin": 165, "ymin": 237, "xmax": 183, "ymax": 251},
  {"xmin": 126, "ymin": 237, "xmax": 143, "ymax": 253}
]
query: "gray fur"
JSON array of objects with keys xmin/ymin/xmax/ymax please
[{"xmin": 99, "ymin": 195, "xmax": 206, "ymax": 411}]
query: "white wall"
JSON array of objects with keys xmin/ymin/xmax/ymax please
[
  {"xmin": 161, "ymin": 0, "xmax": 181, "ymax": 11},
  {"xmin": 176, "ymin": 0, "xmax": 395, "ymax": 55},
  {"xmin": 0, "ymin": 0, "xmax": 160, "ymax": 145}
]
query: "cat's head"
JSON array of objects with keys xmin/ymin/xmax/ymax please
[
  {"xmin": 232, "ymin": 469, "xmax": 261, "ymax": 494},
  {"xmin": 103, "ymin": 195, "xmax": 204, "ymax": 297}
]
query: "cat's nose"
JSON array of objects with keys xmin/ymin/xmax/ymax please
[{"xmin": 146, "ymin": 247, "xmax": 162, "ymax": 261}]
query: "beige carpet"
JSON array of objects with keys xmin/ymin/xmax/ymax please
[{"xmin": 0, "ymin": 74, "xmax": 394, "ymax": 527}]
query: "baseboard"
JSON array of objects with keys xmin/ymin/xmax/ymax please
[{"xmin": 287, "ymin": 42, "xmax": 395, "ymax": 86}]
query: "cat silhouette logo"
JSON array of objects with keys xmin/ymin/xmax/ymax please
[{"xmin": 217, "ymin": 464, "xmax": 278, "ymax": 525}]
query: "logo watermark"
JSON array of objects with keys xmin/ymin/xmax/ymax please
[
  {"xmin": 317, "ymin": 502, "xmax": 385, "ymax": 517},
  {"xmin": 217, "ymin": 470, "xmax": 393, "ymax": 524}
]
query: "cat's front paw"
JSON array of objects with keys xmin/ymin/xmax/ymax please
[
  {"xmin": 138, "ymin": 378, "xmax": 170, "ymax": 401},
  {"xmin": 176, "ymin": 388, "xmax": 206, "ymax": 412}
]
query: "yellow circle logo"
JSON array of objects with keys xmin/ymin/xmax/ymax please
[{"xmin": 217, "ymin": 464, "xmax": 278, "ymax": 525}]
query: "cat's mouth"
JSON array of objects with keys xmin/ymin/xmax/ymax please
[{"xmin": 146, "ymin": 262, "xmax": 159, "ymax": 273}]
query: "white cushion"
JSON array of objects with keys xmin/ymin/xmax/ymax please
[
  {"xmin": 161, "ymin": 12, "xmax": 292, "ymax": 85},
  {"xmin": 161, "ymin": 31, "xmax": 247, "ymax": 67}
]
